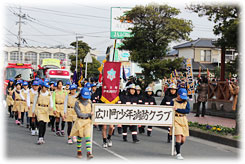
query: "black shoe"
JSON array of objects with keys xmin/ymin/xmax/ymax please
[
  {"xmin": 147, "ymin": 131, "xmax": 151, "ymax": 136},
  {"xmin": 123, "ymin": 136, "xmax": 127, "ymax": 142},
  {"xmin": 118, "ymin": 127, "xmax": 122, "ymax": 134},
  {"xmin": 26, "ymin": 124, "xmax": 30, "ymax": 128},
  {"xmin": 194, "ymin": 115, "xmax": 199, "ymax": 117},
  {"xmin": 201, "ymin": 115, "xmax": 205, "ymax": 117},
  {"xmin": 133, "ymin": 139, "xmax": 140, "ymax": 143},
  {"xmin": 112, "ymin": 129, "xmax": 115, "ymax": 135}
]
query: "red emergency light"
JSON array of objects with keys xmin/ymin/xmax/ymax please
[{"xmin": 49, "ymin": 70, "xmax": 69, "ymax": 76}]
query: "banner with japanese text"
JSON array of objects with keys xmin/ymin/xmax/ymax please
[
  {"xmin": 186, "ymin": 58, "xmax": 195, "ymax": 95},
  {"xmin": 92, "ymin": 104, "xmax": 173, "ymax": 126},
  {"xmin": 101, "ymin": 62, "xmax": 121, "ymax": 104}
]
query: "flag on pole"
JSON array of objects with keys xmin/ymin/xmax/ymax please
[
  {"xmin": 207, "ymin": 68, "xmax": 210, "ymax": 79},
  {"xmin": 174, "ymin": 69, "xmax": 178, "ymax": 77},
  {"xmin": 101, "ymin": 62, "xmax": 121, "ymax": 104},
  {"xmin": 198, "ymin": 66, "xmax": 201, "ymax": 78},
  {"xmin": 170, "ymin": 73, "xmax": 173, "ymax": 83},
  {"xmin": 73, "ymin": 71, "xmax": 77, "ymax": 84},
  {"xmin": 122, "ymin": 66, "xmax": 127, "ymax": 82},
  {"xmin": 78, "ymin": 64, "xmax": 83, "ymax": 87}
]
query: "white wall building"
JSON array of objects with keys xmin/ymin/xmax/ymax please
[{"xmin": 3, "ymin": 46, "xmax": 75, "ymax": 70}]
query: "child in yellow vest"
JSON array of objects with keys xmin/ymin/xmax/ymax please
[
  {"xmin": 70, "ymin": 87, "xmax": 93, "ymax": 159},
  {"xmin": 12, "ymin": 81, "xmax": 25, "ymax": 125},
  {"xmin": 48, "ymin": 81, "xmax": 56, "ymax": 132},
  {"xmin": 6, "ymin": 78, "xmax": 15, "ymax": 118},
  {"xmin": 170, "ymin": 88, "xmax": 190, "ymax": 160},
  {"xmin": 32, "ymin": 82, "xmax": 53, "ymax": 144},
  {"xmin": 27, "ymin": 80, "xmax": 39, "ymax": 136},
  {"xmin": 21, "ymin": 81, "xmax": 29, "ymax": 127},
  {"xmin": 53, "ymin": 80, "xmax": 67, "ymax": 136},
  {"xmin": 64, "ymin": 84, "xmax": 78, "ymax": 144}
]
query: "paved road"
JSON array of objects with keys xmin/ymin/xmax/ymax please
[{"xmin": 6, "ymin": 113, "xmax": 239, "ymax": 161}]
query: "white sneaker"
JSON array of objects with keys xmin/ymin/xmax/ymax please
[
  {"xmin": 176, "ymin": 154, "xmax": 184, "ymax": 160},
  {"xmin": 37, "ymin": 138, "xmax": 42, "ymax": 145},
  {"xmin": 73, "ymin": 136, "xmax": 77, "ymax": 142},
  {"xmin": 35, "ymin": 129, "xmax": 39, "ymax": 136},
  {"xmin": 31, "ymin": 130, "xmax": 36, "ymax": 136},
  {"xmin": 102, "ymin": 142, "xmax": 108, "ymax": 148},
  {"xmin": 41, "ymin": 138, "xmax": 45, "ymax": 144},
  {"xmin": 107, "ymin": 139, "xmax": 112, "ymax": 147}
]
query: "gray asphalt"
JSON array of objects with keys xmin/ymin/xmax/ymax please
[{"xmin": 4, "ymin": 97, "xmax": 239, "ymax": 161}]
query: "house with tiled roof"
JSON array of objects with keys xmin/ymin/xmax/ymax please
[{"xmin": 169, "ymin": 38, "xmax": 238, "ymax": 77}]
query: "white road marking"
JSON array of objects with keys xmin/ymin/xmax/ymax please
[
  {"xmin": 154, "ymin": 127, "xmax": 239, "ymax": 153},
  {"xmin": 93, "ymin": 141, "xmax": 129, "ymax": 161}
]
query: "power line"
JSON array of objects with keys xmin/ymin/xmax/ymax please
[
  {"xmin": 9, "ymin": 6, "xmax": 110, "ymax": 21},
  {"xmin": 74, "ymin": 3, "xmax": 110, "ymax": 11}
]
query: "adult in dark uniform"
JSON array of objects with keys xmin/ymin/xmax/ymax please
[
  {"xmin": 14, "ymin": 74, "xmax": 22, "ymax": 85},
  {"xmin": 122, "ymin": 84, "xmax": 139, "ymax": 143}
]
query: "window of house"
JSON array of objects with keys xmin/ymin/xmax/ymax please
[
  {"xmin": 4, "ymin": 51, "xmax": 8, "ymax": 62},
  {"xmin": 25, "ymin": 51, "xmax": 37, "ymax": 65},
  {"xmin": 39, "ymin": 52, "xmax": 51, "ymax": 65},
  {"xmin": 200, "ymin": 50, "xmax": 211, "ymax": 62},
  {"xmin": 10, "ymin": 51, "xmax": 23, "ymax": 62},
  {"xmin": 53, "ymin": 52, "xmax": 66, "ymax": 60}
]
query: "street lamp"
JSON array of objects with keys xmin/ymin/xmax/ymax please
[{"xmin": 75, "ymin": 34, "xmax": 83, "ymax": 72}]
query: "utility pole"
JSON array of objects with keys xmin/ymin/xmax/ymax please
[
  {"xmin": 16, "ymin": 6, "xmax": 26, "ymax": 63},
  {"xmin": 75, "ymin": 35, "xmax": 83, "ymax": 78}
]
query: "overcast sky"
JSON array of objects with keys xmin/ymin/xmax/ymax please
[{"xmin": 2, "ymin": 0, "xmax": 225, "ymax": 56}]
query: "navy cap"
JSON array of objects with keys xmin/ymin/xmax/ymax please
[
  {"xmin": 177, "ymin": 88, "xmax": 188, "ymax": 100},
  {"xmin": 43, "ymin": 82, "xmax": 50, "ymax": 88},
  {"xmin": 22, "ymin": 81, "xmax": 28, "ymax": 86},
  {"xmin": 44, "ymin": 78, "xmax": 49, "ymax": 83},
  {"xmin": 16, "ymin": 81, "xmax": 22, "ymax": 86},
  {"xmin": 35, "ymin": 77, "xmax": 40, "ymax": 81},
  {"xmin": 50, "ymin": 81, "xmax": 55, "ymax": 84},
  {"xmin": 70, "ymin": 84, "xmax": 77, "ymax": 90},
  {"xmin": 85, "ymin": 83, "xmax": 91, "ymax": 88},
  {"xmin": 80, "ymin": 87, "xmax": 91, "ymax": 99},
  {"xmin": 32, "ymin": 80, "xmax": 39, "ymax": 86},
  {"xmin": 9, "ymin": 78, "xmax": 14, "ymax": 82},
  {"xmin": 66, "ymin": 81, "xmax": 70, "ymax": 85},
  {"xmin": 54, "ymin": 83, "xmax": 57, "ymax": 87},
  {"xmin": 91, "ymin": 83, "xmax": 96, "ymax": 87}
]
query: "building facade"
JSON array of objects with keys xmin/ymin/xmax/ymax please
[{"xmin": 3, "ymin": 46, "xmax": 75, "ymax": 70}]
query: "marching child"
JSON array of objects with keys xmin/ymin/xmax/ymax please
[
  {"xmin": 142, "ymin": 87, "xmax": 156, "ymax": 136},
  {"xmin": 6, "ymin": 78, "xmax": 15, "ymax": 118},
  {"xmin": 53, "ymin": 80, "xmax": 67, "ymax": 136},
  {"xmin": 160, "ymin": 83, "xmax": 178, "ymax": 142},
  {"xmin": 64, "ymin": 84, "xmax": 78, "ymax": 144},
  {"xmin": 48, "ymin": 81, "xmax": 56, "ymax": 132},
  {"xmin": 170, "ymin": 88, "xmax": 190, "ymax": 160},
  {"xmin": 27, "ymin": 80, "xmax": 40, "ymax": 135},
  {"xmin": 21, "ymin": 81, "xmax": 29, "ymax": 127},
  {"xmin": 32, "ymin": 82, "xmax": 53, "ymax": 144},
  {"xmin": 12, "ymin": 81, "xmax": 25, "ymax": 125},
  {"xmin": 70, "ymin": 87, "xmax": 94, "ymax": 159}
]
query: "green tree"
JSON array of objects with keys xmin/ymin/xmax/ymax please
[
  {"xmin": 186, "ymin": 4, "xmax": 239, "ymax": 50},
  {"xmin": 69, "ymin": 40, "xmax": 100, "ymax": 79},
  {"xmin": 119, "ymin": 4, "xmax": 193, "ymax": 88}
]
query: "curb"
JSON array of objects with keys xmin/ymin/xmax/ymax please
[{"xmin": 158, "ymin": 127, "xmax": 239, "ymax": 148}]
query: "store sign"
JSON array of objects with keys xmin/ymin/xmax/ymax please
[{"xmin": 110, "ymin": 7, "xmax": 133, "ymax": 39}]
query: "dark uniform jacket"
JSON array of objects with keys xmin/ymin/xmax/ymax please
[
  {"xmin": 143, "ymin": 94, "xmax": 156, "ymax": 105},
  {"xmin": 160, "ymin": 89, "xmax": 177, "ymax": 106}
]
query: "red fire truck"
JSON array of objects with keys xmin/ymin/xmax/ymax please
[{"xmin": 4, "ymin": 63, "xmax": 34, "ymax": 95}]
